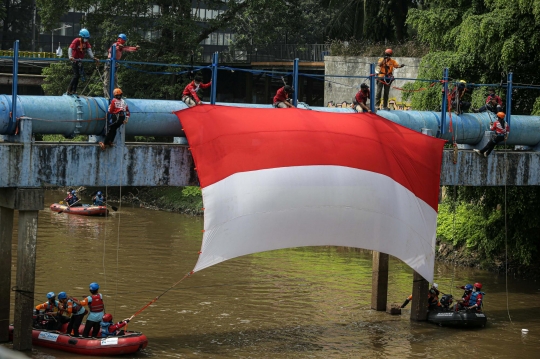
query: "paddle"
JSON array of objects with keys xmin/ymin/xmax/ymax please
[{"xmin": 58, "ymin": 199, "xmax": 80, "ymax": 214}]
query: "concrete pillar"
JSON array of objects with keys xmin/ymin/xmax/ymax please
[
  {"xmin": 12, "ymin": 210, "xmax": 39, "ymax": 351},
  {"xmin": 0, "ymin": 206, "xmax": 14, "ymax": 342},
  {"xmin": 371, "ymin": 251, "xmax": 388, "ymax": 311},
  {"xmin": 410, "ymin": 270, "xmax": 429, "ymax": 321}
]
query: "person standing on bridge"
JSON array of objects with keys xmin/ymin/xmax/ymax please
[
  {"xmin": 67, "ymin": 29, "xmax": 99, "ymax": 96},
  {"xmin": 273, "ymin": 85, "xmax": 295, "ymax": 108},
  {"xmin": 474, "ymin": 112, "xmax": 509, "ymax": 158},
  {"xmin": 100, "ymin": 88, "xmax": 130, "ymax": 150},
  {"xmin": 103, "ymin": 33, "xmax": 140, "ymax": 97},
  {"xmin": 352, "ymin": 83, "xmax": 371, "ymax": 113},
  {"xmin": 375, "ymin": 49, "xmax": 404, "ymax": 111},
  {"xmin": 182, "ymin": 75, "xmax": 212, "ymax": 107}
]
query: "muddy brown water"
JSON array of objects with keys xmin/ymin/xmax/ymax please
[{"xmin": 4, "ymin": 191, "xmax": 540, "ymax": 358}]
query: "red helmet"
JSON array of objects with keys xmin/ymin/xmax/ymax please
[
  {"xmin": 102, "ymin": 313, "xmax": 113, "ymax": 322},
  {"xmin": 474, "ymin": 282, "xmax": 482, "ymax": 289},
  {"xmin": 384, "ymin": 48, "xmax": 393, "ymax": 56}
]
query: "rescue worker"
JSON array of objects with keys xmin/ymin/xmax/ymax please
[
  {"xmin": 77, "ymin": 282, "xmax": 105, "ymax": 338},
  {"xmin": 57, "ymin": 291, "xmax": 86, "ymax": 337},
  {"xmin": 454, "ymin": 284, "xmax": 473, "ymax": 311},
  {"xmin": 375, "ymin": 49, "xmax": 404, "ymax": 110},
  {"xmin": 181, "ymin": 75, "xmax": 212, "ymax": 107},
  {"xmin": 64, "ymin": 190, "xmax": 81, "ymax": 207},
  {"xmin": 100, "ymin": 88, "xmax": 130, "ymax": 150},
  {"xmin": 35, "ymin": 292, "xmax": 63, "ymax": 330},
  {"xmin": 450, "ymin": 80, "xmax": 471, "ymax": 114},
  {"xmin": 476, "ymin": 96, "xmax": 502, "ymax": 114},
  {"xmin": 103, "ymin": 34, "xmax": 140, "ymax": 97},
  {"xmin": 93, "ymin": 191, "xmax": 105, "ymax": 206},
  {"xmin": 474, "ymin": 112, "xmax": 509, "ymax": 157},
  {"xmin": 467, "ymin": 282, "xmax": 485, "ymax": 311},
  {"xmin": 67, "ymin": 29, "xmax": 99, "ymax": 95},
  {"xmin": 273, "ymin": 85, "xmax": 295, "ymax": 108},
  {"xmin": 352, "ymin": 83, "xmax": 371, "ymax": 113},
  {"xmin": 100, "ymin": 313, "xmax": 131, "ymax": 337},
  {"xmin": 400, "ymin": 283, "xmax": 440, "ymax": 309},
  {"xmin": 486, "ymin": 87, "xmax": 503, "ymax": 106}
]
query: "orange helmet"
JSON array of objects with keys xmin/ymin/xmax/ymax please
[
  {"xmin": 113, "ymin": 88, "xmax": 123, "ymax": 96},
  {"xmin": 497, "ymin": 112, "xmax": 505, "ymax": 119},
  {"xmin": 102, "ymin": 313, "xmax": 113, "ymax": 322},
  {"xmin": 384, "ymin": 48, "xmax": 393, "ymax": 56}
]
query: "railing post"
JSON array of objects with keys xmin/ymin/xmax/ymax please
[
  {"xmin": 109, "ymin": 44, "xmax": 116, "ymax": 101},
  {"xmin": 440, "ymin": 68, "xmax": 449, "ymax": 136},
  {"xmin": 10, "ymin": 40, "xmax": 19, "ymax": 135},
  {"xmin": 211, "ymin": 52, "xmax": 218, "ymax": 104},
  {"xmin": 369, "ymin": 63, "xmax": 376, "ymax": 112},
  {"xmin": 506, "ymin": 72, "xmax": 513, "ymax": 128},
  {"xmin": 293, "ymin": 58, "xmax": 299, "ymax": 107}
]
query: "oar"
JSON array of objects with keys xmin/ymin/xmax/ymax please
[
  {"xmin": 58, "ymin": 199, "xmax": 80, "ymax": 214},
  {"xmin": 106, "ymin": 204, "xmax": 119, "ymax": 211}
]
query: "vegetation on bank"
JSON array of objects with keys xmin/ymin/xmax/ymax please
[{"xmin": 119, "ymin": 186, "xmax": 203, "ymax": 216}]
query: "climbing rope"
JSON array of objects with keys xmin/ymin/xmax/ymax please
[{"xmin": 503, "ymin": 130, "xmax": 513, "ymax": 325}]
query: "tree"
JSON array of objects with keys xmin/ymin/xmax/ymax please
[{"xmin": 1, "ymin": 0, "xmax": 34, "ymax": 49}]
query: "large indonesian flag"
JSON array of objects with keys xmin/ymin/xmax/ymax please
[{"xmin": 176, "ymin": 106, "xmax": 445, "ymax": 282}]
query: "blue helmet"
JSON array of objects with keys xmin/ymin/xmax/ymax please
[
  {"xmin": 71, "ymin": 190, "xmax": 76, "ymax": 195},
  {"xmin": 464, "ymin": 284, "xmax": 473, "ymax": 291},
  {"xmin": 79, "ymin": 29, "xmax": 90, "ymax": 38},
  {"xmin": 97, "ymin": 191, "xmax": 102, "ymax": 196},
  {"xmin": 58, "ymin": 291, "xmax": 67, "ymax": 300},
  {"xmin": 46, "ymin": 292, "xmax": 55, "ymax": 299},
  {"xmin": 118, "ymin": 33, "xmax": 127, "ymax": 41},
  {"xmin": 89, "ymin": 282, "xmax": 100, "ymax": 291}
]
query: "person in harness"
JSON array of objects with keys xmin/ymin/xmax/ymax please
[
  {"xmin": 475, "ymin": 96, "xmax": 502, "ymax": 114},
  {"xmin": 486, "ymin": 87, "xmax": 503, "ymax": 106},
  {"xmin": 375, "ymin": 49, "xmax": 404, "ymax": 111},
  {"xmin": 57, "ymin": 291, "xmax": 86, "ymax": 337},
  {"xmin": 273, "ymin": 85, "xmax": 295, "ymax": 108},
  {"xmin": 77, "ymin": 282, "xmax": 105, "ymax": 338},
  {"xmin": 352, "ymin": 83, "xmax": 371, "ymax": 113},
  {"xmin": 100, "ymin": 88, "xmax": 130, "ymax": 150},
  {"xmin": 100, "ymin": 313, "xmax": 131, "ymax": 337},
  {"xmin": 93, "ymin": 191, "xmax": 105, "ymax": 206},
  {"xmin": 182, "ymin": 75, "xmax": 212, "ymax": 107},
  {"xmin": 467, "ymin": 282, "xmax": 485, "ymax": 311},
  {"xmin": 450, "ymin": 80, "xmax": 471, "ymax": 114},
  {"xmin": 473, "ymin": 112, "xmax": 509, "ymax": 157},
  {"xmin": 103, "ymin": 33, "xmax": 140, "ymax": 97},
  {"xmin": 67, "ymin": 29, "xmax": 99, "ymax": 95}
]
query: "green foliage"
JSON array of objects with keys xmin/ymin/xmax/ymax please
[
  {"xmin": 145, "ymin": 186, "xmax": 203, "ymax": 215},
  {"xmin": 181, "ymin": 186, "xmax": 202, "ymax": 197}
]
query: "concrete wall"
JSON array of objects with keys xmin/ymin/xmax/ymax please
[{"xmin": 324, "ymin": 56, "xmax": 421, "ymax": 109}]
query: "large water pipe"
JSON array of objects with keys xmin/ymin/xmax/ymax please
[{"xmin": 2, "ymin": 94, "xmax": 540, "ymax": 146}]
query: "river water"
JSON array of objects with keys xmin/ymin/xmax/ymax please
[{"xmin": 4, "ymin": 191, "xmax": 540, "ymax": 358}]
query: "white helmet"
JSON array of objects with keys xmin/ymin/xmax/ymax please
[{"xmin": 432, "ymin": 283, "xmax": 438, "ymax": 289}]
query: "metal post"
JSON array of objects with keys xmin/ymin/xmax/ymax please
[
  {"xmin": 10, "ymin": 40, "xmax": 19, "ymax": 135},
  {"xmin": 51, "ymin": 31, "xmax": 54, "ymax": 53},
  {"xmin": 292, "ymin": 58, "xmax": 299, "ymax": 106},
  {"xmin": 369, "ymin": 63, "xmax": 376, "ymax": 112},
  {"xmin": 211, "ymin": 52, "xmax": 218, "ymax": 104},
  {"xmin": 440, "ymin": 68, "xmax": 449, "ymax": 136},
  {"xmin": 506, "ymin": 72, "xmax": 513, "ymax": 128},
  {"xmin": 109, "ymin": 44, "xmax": 116, "ymax": 101}
]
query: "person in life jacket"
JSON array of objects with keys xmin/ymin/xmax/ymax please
[
  {"xmin": 100, "ymin": 313, "xmax": 131, "ymax": 337},
  {"xmin": 375, "ymin": 49, "xmax": 404, "ymax": 110},
  {"xmin": 64, "ymin": 190, "xmax": 81, "ymax": 207},
  {"xmin": 77, "ymin": 282, "xmax": 105, "ymax": 338},
  {"xmin": 182, "ymin": 75, "xmax": 212, "ymax": 107},
  {"xmin": 99, "ymin": 88, "xmax": 130, "ymax": 150},
  {"xmin": 474, "ymin": 112, "xmax": 510, "ymax": 158},
  {"xmin": 67, "ymin": 28, "xmax": 99, "ymax": 95},
  {"xmin": 103, "ymin": 33, "xmax": 140, "ymax": 97},
  {"xmin": 486, "ymin": 87, "xmax": 503, "ymax": 106},
  {"xmin": 352, "ymin": 83, "xmax": 371, "ymax": 113},
  {"xmin": 449, "ymin": 80, "xmax": 471, "ymax": 114},
  {"xmin": 467, "ymin": 282, "xmax": 485, "ymax": 311},
  {"xmin": 454, "ymin": 284, "xmax": 473, "ymax": 311},
  {"xmin": 400, "ymin": 283, "xmax": 440, "ymax": 309},
  {"xmin": 273, "ymin": 85, "xmax": 295, "ymax": 108},
  {"xmin": 92, "ymin": 191, "xmax": 105, "ymax": 206},
  {"xmin": 35, "ymin": 292, "xmax": 65, "ymax": 330},
  {"xmin": 56, "ymin": 291, "xmax": 86, "ymax": 336}
]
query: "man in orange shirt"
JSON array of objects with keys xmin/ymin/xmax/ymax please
[{"xmin": 376, "ymin": 48, "xmax": 404, "ymax": 110}]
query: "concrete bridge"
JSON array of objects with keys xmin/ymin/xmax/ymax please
[{"xmin": 2, "ymin": 98, "xmax": 540, "ymax": 352}]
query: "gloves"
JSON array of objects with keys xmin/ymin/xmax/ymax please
[{"xmin": 124, "ymin": 318, "xmax": 130, "ymax": 323}]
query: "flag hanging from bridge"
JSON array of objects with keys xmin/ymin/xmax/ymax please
[{"xmin": 175, "ymin": 105, "xmax": 445, "ymax": 282}]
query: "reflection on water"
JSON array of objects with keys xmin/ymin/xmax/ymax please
[{"xmin": 5, "ymin": 191, "xmax": 540, "ymax": 358}]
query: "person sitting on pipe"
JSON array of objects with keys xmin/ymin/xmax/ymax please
[
  {"xmin": 352, "ymin": 83, "xmax": 371, "ymax": 113},
  {"xmin": 485, "ymin": 87, "xmax": 503, "ymax": 106},
  {"xmin": 474, "ymin": 96, "xmax": 502, "ymax": 114},
  {"xmin": 100, "ymin": 313, "xmax": 131, "ymax": 337},
  {"xmin": 473, "ymin": 112, "xmax": 509, "ymax": 158},
  {"xmin": 273, "ymin": 85, "xmax": 295, "ymax": 108},
  {"xmin": 100, "ymin": 88, "xmax": 130, "ymax": 150},
  {"xmin": 181, "ymin": 75, "xmax": 212, "ymax": 107}
]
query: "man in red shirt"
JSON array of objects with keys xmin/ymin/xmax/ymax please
[
  {"xmin": 486, "ymin": 87, "xmax": 503, "ymax": 106},
  {"xmin": 67, "ymin": 28, "xmax": 99, "ymax": 95},
  {"xmin": 182, "ymin": 75, "xmax": 212, "ymax": 107},
  {"xmin": 103, "ymin": 33, "xmax": 140, "ymax": 97},
  {"xmin": 99, "ymin": 88, "xmax": 130, "ymax": 150},
  {"xmin": 273, "ymin": 85, "xmax": 295, "ymax": 108},
  {"xmin": 474, "ymin": 112, "xmax": 509, "ymax": 157},
  {"xmin": 352, "ymin": 83, "xmax": 371, "ymax": 113}
]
